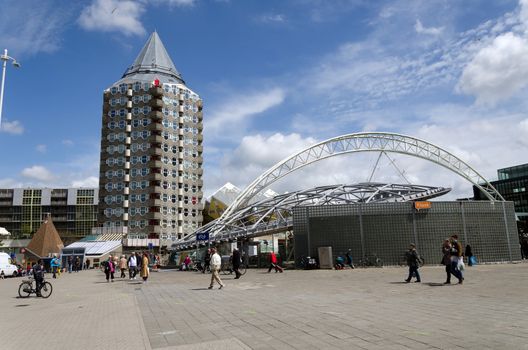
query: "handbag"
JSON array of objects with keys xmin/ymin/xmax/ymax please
[{"xmin": 457, "ymin": 259, "xmax": 465, "ymax": 271}]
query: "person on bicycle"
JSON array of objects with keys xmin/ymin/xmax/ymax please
[
  {"xmin": 33, "ymin": 259, "xmax": 45, "ymax": 296},
  {"xmin": 232, "ymin": 248, "xmax": 242, "ymax": 279}
]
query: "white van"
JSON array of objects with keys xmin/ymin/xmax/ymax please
[{"xmin": 0, "ymin": 252, "xmax": 18, "ymax": 277}]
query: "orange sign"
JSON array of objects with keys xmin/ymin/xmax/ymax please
[{"xmin": 414, "ymin": 201, "xmax": 431, "ymax": 210}]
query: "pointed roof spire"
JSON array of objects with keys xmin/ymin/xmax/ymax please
[
  {"xmin": 25, "ymin": 216, "xmax": 64, "ymax": 258},
  {"xmin": 122, "ymin": 32, "xmax": 184, "ymax": 83}
]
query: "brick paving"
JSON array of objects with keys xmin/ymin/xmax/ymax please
[{"xmin": 1, "ymin": 263, "xmax": 528, "ymax": 349}]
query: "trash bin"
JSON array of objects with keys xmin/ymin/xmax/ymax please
[{"xmin": 318, "ymin": 246, "xmax": 333, "ymax": 269}]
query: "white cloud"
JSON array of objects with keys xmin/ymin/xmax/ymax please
[
  {"xmin": 205, "ymin": 132, "xmax": 317, "ymax": 196},
  {"xmin": 20, "ymin": 166, "xmax": 56, "ymax": 182},
  {"xmin": 36, "ymin": 144, "xmax": 47, "ymax": 153},
  {"xmin": 458, "ymin": 32, "xmax": 528, "ymax": 104},
  {"xmin": 62, "ymin": 139, "xmax": 74, "ymax": 146},
  {"xmin": 162, "ymin": 0, "xmax": 197, "ymax": 6},
  {"xmin": 414, "ymin": 19, "xmax": 443, "ymax": 35},
  {"xmin": 0, "ymin": 120, "xmax": 24, "ymax": 135},
  {"xmin": 71, "ymin": 176, "xmax": 99, "ymax": 188},
  {"xmin": 257, "ymin": 14, "xmax": 286, "ymax": 24},
  {"xmin": 206, "ymin": 88, "xmax": 286, "ymax": 137},
  {"xmin": 0, "ymin": 0, "xmax": 68, "ymax": 56},
  {"xmin": 78, "ymin": 0, "xmax": 146, "ymax": 36}
]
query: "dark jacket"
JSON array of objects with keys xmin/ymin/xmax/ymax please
[
  {"xmin": 450, "ymin": 240, "xmax": 462, "ymax": 257},
  {"xmin": 33, "ymin": 264, "xmax": 44, "ymax": 280},
  {"xmin": 465, "ymin": 244, "xmax": 473, "ymax": 257},
  {"xmin": 232, "ymin": 249, "xmax": 241, "ymax": 268},
  {"xmin": 405, "ymin": 249, "xmax": 421, "ymax": 267}
]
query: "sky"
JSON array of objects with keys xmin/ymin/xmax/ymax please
[{"xmin": 0, "ymin": 0, "xmax": 527, "ymax": 200}]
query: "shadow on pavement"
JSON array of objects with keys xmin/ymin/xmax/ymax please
[
  {"xmin": 191, "ymin": 288, "xmax": 212, "ymax": 290},
  {"xmin": 388, "ymin": 281, "xmax": 410, "ymax": 284},
  {"xmin": 426, "ymin": 282, "xmax": 451, "ymax": 287}
]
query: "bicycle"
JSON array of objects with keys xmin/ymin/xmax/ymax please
[
  {"xmin": 358, "ymin": 255, "xmax": 384, "ymax": 268},
  {"xmin": 18, "ymin": 277, "xmax": 53, "ymax": 298}
]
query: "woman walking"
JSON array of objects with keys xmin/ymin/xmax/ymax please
[
  {"xmin": 119, "ymin": 255, "xmax": 127, "ymax": 278},
  {"xmin": 442, "ymin": 239, "xmax": 452, "ymax": 284},
  {"xmin": 104, "ymin": 255, "xmax": 115, "ymax": 282},
  {"xmin": 141, "ymin": 252, "xmax": 149, "ymax": 283}
]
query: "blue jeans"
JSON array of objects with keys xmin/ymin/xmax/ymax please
[
  {"xmin": 450, "ymin": 261, "xmax": 463, "ymax": 281},
  {"xmin": 406, "ymin": 265, "xmax": 420, "ymax": 282}
]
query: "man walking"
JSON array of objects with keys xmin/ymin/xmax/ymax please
[
  {"xmin": 232, "ymin": 248, "xmax": 242, "ymax": 279},
  {"xmin": 404, "ymin": 243, "xmax": 421, "ymax": 283},
  {"xmin": 449, "ymin": 235, "xmax": 464, "ymax": 284},
  {"xmin": 67, "ymin": 256, "xmax": 73, "ymax": 273},
  {"xmin": 208, "ymin": 248, "xmax": 224, "ymax": 289},
  {"xmin": 128, "ymin": 252, "xmax": 137, "ymax": 280}
]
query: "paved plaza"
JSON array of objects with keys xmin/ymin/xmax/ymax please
[{"xmin": 1, "ymin": 262, "xmax": 528, "ymax": 350}]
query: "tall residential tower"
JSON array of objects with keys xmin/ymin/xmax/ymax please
[{"xmin": 98, "ymin": 32, "xmax": 203, "ymax": 249}]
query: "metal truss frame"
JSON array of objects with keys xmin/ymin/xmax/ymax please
[
  {"xmin": 221, "ymin": 132, "xmax": 503, "ymax": 221},
  {"xmin": 173, "ymin": 183, "xmax": 450, "ymax": 249}
]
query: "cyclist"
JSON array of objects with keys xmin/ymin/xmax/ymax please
[{"xmin": 33, "ymin": 259, "xmax": 45, "ymax": 296}]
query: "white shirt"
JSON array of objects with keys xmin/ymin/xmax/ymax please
[
  {"xmin": 211, "ymin": 253, "xmax": 221, "ymax": 268},
  {"xmin": 128, "ymin": 255, "xmax": 137, "ymax": 267}
]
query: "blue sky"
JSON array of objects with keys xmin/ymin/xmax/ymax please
[{"xmin": 0, "ymin": 0, "xmax": 527, "ymax": 199}]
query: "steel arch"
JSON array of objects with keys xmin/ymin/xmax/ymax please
[
  {"xmin": 173, "ymin": 183, "xmax": 450, "ymax": 249},
  {"xmin": 221, "ymin": 132, "xmax": 503, "ymax": 220}
]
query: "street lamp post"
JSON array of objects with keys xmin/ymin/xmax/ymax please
[{"xmin": 0, "ymin": 48, "xmax": 21, "ymax": 129}]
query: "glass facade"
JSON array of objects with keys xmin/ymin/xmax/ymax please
[
  {"xmin": 474, "ymin": 163, "xmax": 528, "ymax": 224},
  {"xmin": 0, "ymin": 188, "xmax": 98, "ymax": 240}
]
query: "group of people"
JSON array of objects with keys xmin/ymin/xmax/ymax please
[
  {"xmin": 49, "ymin": 255, "xmax": 92, "ymax": 278},
  {"xmin": 102, "ymin": 252, "xmax": 151, "ymax": 283},
  {"xmin": 405, "ymin": 234, "xmax": 468, "ymax": 284},
  {"xmin": 201, "ymin": 247, "xmax": 285, "ymax": 290}
]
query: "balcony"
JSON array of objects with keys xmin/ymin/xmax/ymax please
[
  {"xmin": 149, "ymin": 86, "xmax": 163, "ymax": 97},
  {"xmin": 122, "ymin": 238, "xmax": 160, "ymax": 247},
  {"xmin": 149, "ymin": 98, "xmax": 163, "ymax": 109}
]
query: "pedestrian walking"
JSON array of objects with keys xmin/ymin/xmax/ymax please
[
  {"xmin": 267, "ymin": 251, "xmax": 283, "ymax": 273},
  {"xmin": 67, "ymin": 256, "xmax": 73, "ymax": 273},
  {"xmin": 50, "ymin": 254, "xmax": 61, "ymax": 279},
  {"xmin": 449, "ymin": 235, "xmax": 464, "ymax": 284},
  {"xmin": 135, "ymin": 252, "xmax": 142, "ymax": 276},
  {"xmin": 104, "ymin": 255, "xmax": 115, "ymax": 282},
  {"xmin": 232, "ymin": 248, "xmax": 242, "ymax": 279},
  {"xmin": 128, "ymin": 252, "xmax": 137, "ymax": 279},
  {"xmin": 119, "ymin": 255, "xmax": 127, "ymax": 278},
  {"xmin": 465, "ymin": 244, "xmax": 474, "ymax": 266},
  {"xmin": 208, "ymin": 248, "xmax": 224, "ymax": 289},
  {"xmin": 86, "ymin": 259, "xmax": 91, "ymax": 270},
  {"xmin": 442, "ymin": 239, "xmax": 452, "ymax": 284},
  {"xmin": 404, "ymin": 243, "xmax": 422, "ymax": 283},
  {"xmin": 141, "ymin": 252, "xmax": 149, "ymax": 283},
  {"xmin": 74, "ymin": 256, "xmax": 81, "ymax": 272},
  {"xmin": 345, "ymin": 249, "xmax": 355, "ymax": 269}
]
